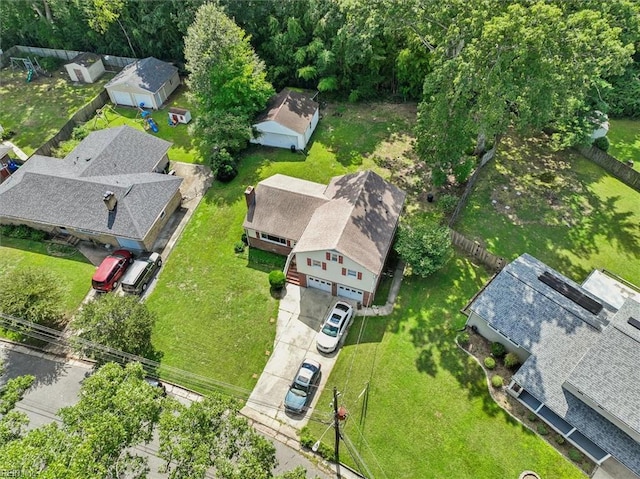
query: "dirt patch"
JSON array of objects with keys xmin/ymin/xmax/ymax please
[{"xmin": 461, "ymin": 330, "xmax": 596, "ymax": 476}]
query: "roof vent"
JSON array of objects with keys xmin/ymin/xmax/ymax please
[
  {"xmin": 628, "ymin": 317, "xmax": 640, "ymax": 331},
  {"xmin": 103, "ymin": 191, "xmax": 117, "ymax": 211}
]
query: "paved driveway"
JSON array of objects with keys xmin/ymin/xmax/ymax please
[{"xmin": 243, "ymin": 284, "xmax": 356, "ymax": 431}]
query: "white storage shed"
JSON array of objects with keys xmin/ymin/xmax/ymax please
[{"xmin": 64, "ymin": 52, "xmax": 105, "ymax": 83}]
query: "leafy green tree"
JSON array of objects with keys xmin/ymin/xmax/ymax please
[
  {"xmin": 394, "ymin": 215, "xmax": 452, "ymax": 277},
  {"xmin": 70, "ymin": 294, "xmax": 157, "ymax": 359},
  {"xmin": 158, "ymin": 394, "xmax": 276, "ymax": 479},
  {"xmin": 0, "ymin": 362, "xmax": 161, "ymax": 478},
  {"xmin": 410, "ymin": 0, "xmax": 636, "ymax": 185},
  {"xmin": 0, "ymin": 359, "xmax": 33, "ymax": 447},
  {"xmin": 185, "ymin": 2, "xmax": 274, "ymax": 175},
  {"xmin": 0, "ymin": 267, "xmax": 65, "ymax": 328}
]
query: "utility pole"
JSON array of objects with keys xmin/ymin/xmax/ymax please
[{"xmin": 333, "ymin": 386, "xmax": 341, "ymax": 478}]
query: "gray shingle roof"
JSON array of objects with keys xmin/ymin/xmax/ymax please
[
  {"xmin": 104, "ymin": 57, "xmax": 178, "ymax": 93},
  {"xmin": 67, "ymin": 52, "xmax": 101, "ymax": 67},
  {"xmin": 0, "ymin": 127, "xmax": 181, "ymax": 240},
  {"xmin": 470, "ymin": 254, "xmax": 640, "ymax": 476},
  {"xmin": 254, "ymin": 89, "xmax": 318, "ymax": 134}
]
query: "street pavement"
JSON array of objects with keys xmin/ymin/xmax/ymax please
[{"xmin": 0, "ymin": 341, "xmax": 332, "ymax": 479}]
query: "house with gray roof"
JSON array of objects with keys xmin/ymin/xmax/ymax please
[
  {"xmin": 0, "ymin": 126, "xmax": 182, "ymax": 251},
  {"xmin": 467, "ymin": 253, "xmax": 640, "ymax": 478},
  {"xmin": 105, "ymin": 57, "xmax": 179, "ymax": 109},
  {"xmin": 250, "ymin": 89, "xmax": 319, "ymax": 151},
  {"xmin": 243, "ymin": 171, "xmax": 406, "ymax": 305}
]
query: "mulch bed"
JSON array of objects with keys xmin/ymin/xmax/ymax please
[{"xmin": 460, "ymin": 330, "xmax": 596, "ymax": 476}]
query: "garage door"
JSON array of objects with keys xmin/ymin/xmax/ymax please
[
  {"xmin": 259, "ymin": 133, "xmax": 299, "ymax": 149},
  {"xmin": 111, "ymin": 90, "xmax": 134, "ymax": 106},
  {"xmin": 308, "ymin": 276, "xmax": 332, "ymax": 293},
  {"xmin": 338, "ymin": 284, "xmax": 364, "ymax": 302},
  {"xmin": 133, "ymin": 93, "xmax": 154, "ymax": 109}
]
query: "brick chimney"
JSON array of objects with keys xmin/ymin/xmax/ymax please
[
  {"xmin": 244, "ymin": 186, "xmax": 255, "ymax": 208},
  {"xmin": 103, "ymin": 191, "xmax": 117, "ymax": 211}
]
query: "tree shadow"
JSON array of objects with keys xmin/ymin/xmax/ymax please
[{"xmin": 0, "ymin": 343, "xmax": 70, "ymax": 390}]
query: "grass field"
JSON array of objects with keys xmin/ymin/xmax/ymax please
[
  {"xmin": 147, "ymin": 102, "xmax": 416, "ymax": 391},
  {"xmin": 457, "ymin": 133, "xmax": 640, "ymax": 286},
  {"xmin": 607, "ymin": 118, "xmax": 640, "ymax": 171},
  {"xmin": 307, "ymin": 257, "xmax": 587, "ymax": 479},
  {"xmin": 0, "ymin": 68, "xmax": 110, "ymax": 155},
  {"xmin": 0, "ymin": 236, "xmax": 94, "ymax": 316}
]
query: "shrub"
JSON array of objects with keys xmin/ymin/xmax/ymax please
[
  {"xmin": 490, "ymin": 342, "xmax": 506, "ymax": 358},
  {"xmin": 0, "ymin": 224, "xmax": 46, "ymax": 241},
  {"xmin": 0, "ymin": 129, "xmax": 16, "ymax": 141},
  {"xmin": 568, "ymin": 448, "xmax": 582, "ymax": 462},
  {"xmin": 233, "ymin": 241, "xmax": 245, "ymax": 253},
  {"xmin": 555, "ymin": 435, "xmax": 565, "ymax": 445},
  {"xmin": 71, "ymin": 124, "xmax": 90, "ymax": 141},
  {"xmin": 36, "ymin": 56, "xmax": 64, "ymax": 72},
  {"xmin": 437, "ymin": 194, "xmax": 459, "ymax": 214},
  {"xmin": 484, "ymin": 357, "xmax": 496, "ymax": 369},
  {"xmin": 527, "ymin": 412, "xmax": 538, "ymax": 422},
  {"xmin": 299, "ymin": 427, "xmax": 334, "ymax": 461},
  {"xmin": 592, "ymin": 135, "xmax": 610, "ymax": 152},
  {"xmin": 504, "ymin": 352, "xmax": 521, "ymax": 369},
  {"xmin": 537, "ymin": 424, "xmax": 549, "ymax": 435},
  {"xmin": 213, "ymin": 148, "xmax": 238, "ymax": 182},
  {"xmin": 457, "ymin": 332, "xmax": 470, "ymax": 347},
  {"xmin": 491, "ymin": 375, "xmax": 503, "ymax": 388},
  {"xmin": 241, "ymin": 233, "xmax": 248, "ymax": 245},
  {"xmin": 268, "ymin": 270, "xmax": 286, "ymax": 290}
]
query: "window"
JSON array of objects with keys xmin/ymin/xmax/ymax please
[
  {"xmin": 312, "ymin": 260, "xmax": 322, "ymax": 268},
  {"xmin": 260, "ymin": 233, "xmax": 286, "ymax": 245},
  {"xmin": 347, "ymin": 269, "xmax": 357, "ymax": 278}
]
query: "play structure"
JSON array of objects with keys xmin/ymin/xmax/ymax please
[
  {"xmin": 168, "ymin": 107, "xmax": 192, "ymax": 126},
  {"xmin": 137, "ymin": 103, "xmax": 159, "ymax": 133},
  {"xmin": 93, "ymin": 105, "xmax": 120, "ymax": 128},
  {"xmin": 10, "ymin": 56, "xmax": 49, "ymax": 81}
]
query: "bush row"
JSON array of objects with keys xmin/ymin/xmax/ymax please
[{"xmin": 0, "ymin": 225, "xmax": 47, "ymax": 241}]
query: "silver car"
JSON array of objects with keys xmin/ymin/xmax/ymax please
[{"xmin": 316, "ymin": 301, "xmax": 354, "ymax": 353}]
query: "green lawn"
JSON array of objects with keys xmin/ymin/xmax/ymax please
[
  {"xmin": 607, "ymin": 118, "xmax": 640, "ymax": 171},
  {"xmin": 0, "ymin": 68, "xmax": 110, "ymax": 155},
  {"xmin": 457, "ymin": 133, "xmax": 640, "ymax": 286},
  {"xmin": 0, "ymin": 236, "xmax": 94, "ymax": 316},
  {"xmin": 307, "ymin": 256, "xmax": 586, "ymax": 479},
  {"xmin": 147, "ymin": 102, "xmax": 416, "ymax": 391}
]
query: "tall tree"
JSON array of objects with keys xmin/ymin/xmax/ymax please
[{"xmin": 184, "ymin": 2, "xmax": 274, "ymax": 176}]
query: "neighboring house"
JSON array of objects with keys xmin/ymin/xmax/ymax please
[
  {"xmin": 64, "ymin": 52, "xmax": 105, "ymax": 83},
  {"xmin": 0, "ymin": 126, "xmax": 183, "ymax": 251},
  {"xmin": 105, "ymin": 57, "xmax": 179, "ymax": 110},
  {"xmin": 467, "ymin": 253, "xmax": 640, "ymax": 478},
  {"xmin": 250, "ymin": 89, "xmax": 319, "ymax": 150},
  {"xmin": 243, "ymin": 171, "xmax": 406, "ymax": 305}
]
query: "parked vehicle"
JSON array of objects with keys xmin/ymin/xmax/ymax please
[
  {"xmin": 316, "ymin": 301, "xmax": 354, "ymax": 353},
  {"xmin": 121, "ymin": 252, "xmax": 162, "ymax": 294},
  {"xmin": 284, "ymin": 358, "xmax": 321, "ymax": 413},
  {"xmin": 91, "ymin": 249, "xmax": 134, "ymax": 292}
]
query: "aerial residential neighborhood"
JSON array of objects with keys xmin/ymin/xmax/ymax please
[{"xmin": 0, "ymin": 2, "xmax": 639, "ymax": 479}]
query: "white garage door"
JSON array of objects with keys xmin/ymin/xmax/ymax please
[
  {"xmin": 308, "ymin": 276, "xmax": 332, "ymax": 293},
  {"xmin": 133, "ymin": 93, "xmax": 154, "ymax": 109},
  {"xmin": 111, "ymin": 90, "xmax": 134, "ymax": 106},
  {"xmin": 338, "ymin": 285, "xmax": 364, "ymax": 302},
  {"xmin": 260, "ymin": 133, "xmax": 299, "ymax": 149}
]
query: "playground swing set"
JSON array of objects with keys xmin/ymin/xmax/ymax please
[{"xmin": 10, "ymin": 56, "xmax": 50, "ymax": 82}]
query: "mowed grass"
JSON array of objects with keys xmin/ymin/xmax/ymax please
[
  {"xmin": 147, "ymin": 102, "xmax": 415, "ymax": 391},
  {"xmin": 0, "ymin": 237, "xmax": 94, "ymax": 316},
  {"xmin": 0, "ymin": 68, "xmax": 110, "ymax": 155},
  {"xmin": 86, "ymin": 86, "xmax": 201, "ymax": 164},
  {"xmin": 308, "ymin": 257, "xmax": 586, "ymax": 479},
  {"xmin": 607, "ymin": 118, "xmax": 640, "ymax": 171},
  {"xmin": 457, "ymin": 133, "xmax": 640, "ymax": 285}
]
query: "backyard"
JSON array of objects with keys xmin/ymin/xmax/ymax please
[
  {"xmin": 607, "ymin": 118, "xmax": 640, "ymax": 171},
  {"xmin": 0, "ymin": 68, "xmax": 111, "ymax": 155}
]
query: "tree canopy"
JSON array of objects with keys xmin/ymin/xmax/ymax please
[{"xmin": 394, "ymin": 215, "xmax": 452, "ymax": 278}]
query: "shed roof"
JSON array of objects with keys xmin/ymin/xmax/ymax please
[
  {"xmin": 67, "ymin": 52, "xmax": 101, "ymax": 67},
  {"xmin": 105, "ymin": 57, "xmax": 178, "ymax": 93},
  {"xmin": 254, "ymin": 89, "xmax": 318, "ymax": 134}
]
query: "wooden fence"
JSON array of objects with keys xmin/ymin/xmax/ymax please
[
  {"xmin": 0, "ymin": 45, "xmax": 136, "ymax": 69},
  {"xmin": 33, "ymin": 90, "xmax": 109, "ymax": 157},
  {"xmin": 575, "ymin": 145, "xmax": 640, "ymax": 192},
  {"xmin": 450, "ymin": 229, "xmax": 506, "ymax": 271}
]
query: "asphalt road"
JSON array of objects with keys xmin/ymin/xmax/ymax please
[{"xmin": 0, "ymin": 342, "xmax": 332, "ymax": 479}]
